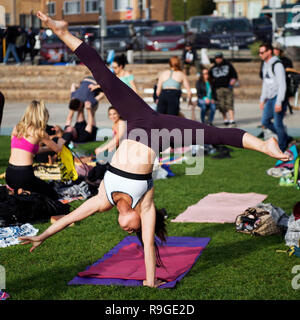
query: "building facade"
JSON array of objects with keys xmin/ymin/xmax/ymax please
[
  {"xmin": 213, "ymin": 0, "xmax": 269, "ymax": 19},
  {"xmin": 0, "ymin": 0, "xmax": 46, "ymax": 27},
  {"xmin": 43, "ymin": 0, "xmax": 172, "ymax": 25},
  {"xmin": 0, "ymin": 0, "xmax": 172, "ymax": 28},
  {"xmin": 213, "ymin": 0, "xmax": 300, "ymax": 19}
]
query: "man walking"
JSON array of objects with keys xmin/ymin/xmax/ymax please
[
  {"xmin": 259, "ymin": 43, "xmax": 288, "ymax": 152},
  {"xmin": 3, "ymin": 26, "xmax": 21, "ymax": 65},
  {"xmin": 209, "ymin": 52, "xmax": 238, "ymax": 127}
]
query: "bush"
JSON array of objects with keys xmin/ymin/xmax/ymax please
[{"xmin": 249, "ymin": 41, "xmax": 262, "ymax": 60}]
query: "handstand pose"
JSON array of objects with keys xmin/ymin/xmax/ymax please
[{"xmin": 20, "ymin": 12, "xmax": 289, "ymax": 288}]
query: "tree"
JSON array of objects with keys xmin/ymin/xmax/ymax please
[{"xmin": 171, "ymin": 0, "xmax": 215, "ymax": 21}]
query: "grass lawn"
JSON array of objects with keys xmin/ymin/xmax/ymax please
[{"xmin": 1, "ymin": 136, "xmax": 300, "ymax": 300}]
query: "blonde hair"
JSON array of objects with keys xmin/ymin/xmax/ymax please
[{"xmin": 15, "ymin": 100, "xmax": 49, "ymax": 139}]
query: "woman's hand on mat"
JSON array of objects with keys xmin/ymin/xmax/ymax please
[
  {"xmin": 143, "ymin": 279, "xmax": 166, "ymax": 288},
  {"xmin": 18, "ymin": 236, "xmax": 44, "ymax": 252}
]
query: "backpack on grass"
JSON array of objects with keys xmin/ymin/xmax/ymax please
[{"xmin": 235, "ymin": 207, "xmax": 281, "ymax": 236}]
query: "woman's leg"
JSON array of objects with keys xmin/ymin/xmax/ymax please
[
  {"xmin": 36, "ymin": 12, "xmax": 153, "ymax": 122},
  {"xmin": 208, "ymin": 103, "xmax": 216, "ymax": 124},
  {"xmin": 155, "ymin": 113, "xmax": 289, "ymax": 161},
  {"xmin": 198, "ymin": 99, "xmax": 207, "ymax": 123}
]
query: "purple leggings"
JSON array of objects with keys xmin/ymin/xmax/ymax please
[{"xmin": 74, "ymin": 43, "xmax": 246, "ymax": 153}]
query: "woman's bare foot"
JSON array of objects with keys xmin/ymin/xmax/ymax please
[
  {"xmin": 262, "ymin": 137, "xmax": 290, "ymax": 161},
  {"xmin": 37, "ymin": 11, "xmax": 68, "ymax": 36}
]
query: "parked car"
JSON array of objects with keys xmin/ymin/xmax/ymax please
[
  {"xmin": 276, "ymin": 23, "xmax": 300, "ymax": 47},
  {"xmin": 92, "ymin": 24, "xmax": 136, "ymax": 53},
  {"xmin": 40, "ymin": 29, "xmax": 69, "ymax": 63},
  {"xmin": 145, "ymin": 22, "xmax": 190, "ymax": 51},
  {"xmin": 132, "ymin": 26, "xmax": 152, "ymax": 50},
  {"xmin": 192, "ymin": 17, "xmax": 256, "ymax": 49},
  {"xmin": 120, "ymin": 19, "xmax": 158, "ymax": 27},
  {"xmin": 252, "ymin": 17, "xmax": 272, "ymax": 43},
  {"xmin": 187, "ymin": 15, "xmax": 222, "ymax": 34}
]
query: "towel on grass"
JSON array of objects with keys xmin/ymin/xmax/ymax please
[
  {"xmin": 68, "ymin": 236, "xmax": 210, "ymax": 288},
  {"xmin": 0, "ymin": 223, "xmax": 39, "ymax": 248},
  {"xmin": 171, "ymin": 192, "xmax": 268, "ymax": 223}
]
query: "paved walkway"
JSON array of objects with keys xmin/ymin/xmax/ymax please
[{"xmin": 1, "ymin": 100, "xmax": 300, "ymax": 137}]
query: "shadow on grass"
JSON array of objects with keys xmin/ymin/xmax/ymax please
[{"xmin": 177, "ymin": 223, "xmax": 285, "ymax": 270}]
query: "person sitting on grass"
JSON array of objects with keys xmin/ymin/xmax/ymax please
[{"xmin": 6, "ymin": 100, "xmax": 64, "ymax": 200}]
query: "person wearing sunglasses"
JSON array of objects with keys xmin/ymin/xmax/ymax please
[{"xmin": 259, "ymin": 43, "xmax": 289, "ymax": 152}]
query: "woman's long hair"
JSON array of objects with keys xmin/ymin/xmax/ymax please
[
  {"xmin": 15, "ymin": 100, "xmax": 49, "ymax": 140},
  {"xmin": 199, "ymin": 67, "xmax": 212, "ymax": 84},
  {"xmin": 136, "ymin": 208, "xmax": 168, "ymax": 268},
  {"xmin": 169, "ymin": 56, "xmax": 182, "ymax": 71}
]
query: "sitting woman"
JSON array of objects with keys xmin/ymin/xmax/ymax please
[
  {"xmin": 95, "ymin": 106, "xmax": 126, "ymax": 163},
  {"xmin": 6, "ymin": 100, "xmax": 63, "ymax": 199},
  {"xmin": 112, "ymin": 54, "xmax": 138, "ymax": 93},
  {"xmin": 195, "ymin": 67, "xmax": 216, "ymax": 126}
]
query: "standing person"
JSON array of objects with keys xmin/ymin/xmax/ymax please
[
  {"xmin": 210, "ymin": 52, "xmax": 238, "ymax": 127},
  {"xmin": 273, "ymin": 42, "xmax": 294, "ymax": 115},
  {"xmin": 15, "ymin": 27, "xmax": 27, "ymax": 62},
  {"xmin": 156, "ymin": 56, "xmax": 192, "ymax": 116},
  {"xmin": 26, "ymin": 28, "xmax": 37, "ymax": 65},
  {"xmin": 0, "ymin": 91, "xmax": 4, "ymax": 128},
  {"xmin": 2, "ymin": 26, "xmax": 21, "ymax": 65},
  {"xmin": 196, "ymin": 67, "xmax": 216, "ymax": 125},
  {"xmin": 259, "ymin": 43, "xmax": 289, "ymax": 152},
  {"xmin": 20, "ymin": 12, "xmax": 290, "ymax": 289},
  {"xmin": 182, "ymin": 42, "xmax": 199, "ymax": 76},
  {"xmin": 111, "ymin": 54, "xmax": 138, "ymax": 93},
  {"xmin": 5, "ymin": 100, "xmax": 63, "ymax": 199}
]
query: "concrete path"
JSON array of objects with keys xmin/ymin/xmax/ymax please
[{"xmin": 1, "ymin": 100, "xmax": 300, "ymax": 137}]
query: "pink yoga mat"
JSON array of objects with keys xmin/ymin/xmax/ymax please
[
  {"xmin": 78, "ymin": 243, "xmax": 204, "ymax": 282},
  {"xmin": 171, "ymin": 192, "xmax": 268, "ymax": 223}
]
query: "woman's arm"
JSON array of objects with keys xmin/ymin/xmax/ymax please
[
  {"xmin": 182, "ymin": 73, "xmax": 192, "ymax": 103},
  {"xmin": 141, "ymin": 201, "xmax": 156, "ymax": 287},
  {"xmin": 156, "ymin": 74, "xmax": 164, "ymax": 97},
  {"xmin": 95, "ymin": 120, "xmax": 126, "ymax": 154},
  {"xmin": 65, "ymin": 109, "xmax": 75, "ymax": 127},
  {"xmin": 40, "ymin": 133, "xmax": 63, "ymax": 153},
  {"xmin": 19, "ymin": 182, "xmax": 113, "ymax": 252}
]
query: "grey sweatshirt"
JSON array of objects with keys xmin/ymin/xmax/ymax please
[{"xmin": 260, "ymin": 56, "xmax": 286, "ymax": 106}]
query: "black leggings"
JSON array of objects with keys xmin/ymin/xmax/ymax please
[
  {"xmin": 0, "ymin": 91, "xmax": 4, "ymax": 127},
  {"xmin": 74, "ymin": 43, "xmax": 246, "ymax": 152},
  {"xmin": 157, "ymin": 89, "xmax": 181, "ymax": 116},
  {"xmin": 6, "ymin": 164, "xmax": 59, "ymax": 200}
]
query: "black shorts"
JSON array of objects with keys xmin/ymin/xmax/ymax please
[
  {"xmin": 74, "ymin": 121, "xmax": 98, "ymax": 143},
  {"xmin": 157, "ymin": 89, "xmax": 181, "ymax": 116}
]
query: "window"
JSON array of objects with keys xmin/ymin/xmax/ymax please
[
  {"xmin": 114, "ymin": 0, "xmax": 132, "ymax": 11},
  {"xmin": 48, "ymin": 2, "xmax": 56, "ymax": 16},
  {"xmin": 85, "ymin": 0, "xmax": 99, "ymax": 13},
  {"xmin": 5, "ymin": 13, "xmax": 10, "ymax": 25},
  {"xmin": 64, "ymin": 1, "xmax": 81, "ymax": 15}
]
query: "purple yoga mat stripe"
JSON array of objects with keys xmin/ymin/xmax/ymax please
[{"xmin": 68, "ymin": 236, "xmax": 210, "ymax": 289}]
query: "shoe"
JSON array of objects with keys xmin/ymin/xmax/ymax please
[
  {"xmin": 224, "ymin": 120, "xmax": 229, "ymax": 126},
  {"xmin": 229, "ymin": 121, "xmax": 236, "ymax": 128},
  {"xmin": 212, "ymin": 149, "xmax": 231, "ymax": 159},
  {"xmin": 257, "ymin": 131, "xmax": 264, "ymax": 139}
]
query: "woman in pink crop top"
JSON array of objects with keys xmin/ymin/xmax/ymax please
[{"xmin": 6, "ymin": 100, "xmax": 63, "ymax": 199}]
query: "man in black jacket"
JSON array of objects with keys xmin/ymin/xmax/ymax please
[
  {"xmin": 209, "ymin": 52, "xmax": 238, "ymax": 127},
  {"xmin": 182, "ymin": 42, "xmax": 199, "ymax": 76}
]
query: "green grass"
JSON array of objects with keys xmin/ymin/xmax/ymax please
[{"xmin": 1, "ymin": 136, "xmax": 300, "ymax": 300}]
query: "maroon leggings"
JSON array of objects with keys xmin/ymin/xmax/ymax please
[{"xmin": 74, "ymin": 43, "xmax": 246, "ymax": 153}]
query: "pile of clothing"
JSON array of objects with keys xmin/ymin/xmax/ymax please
[{"xmin": 0, "ymin": 186, "xmax": 70, "ymax": 228}]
